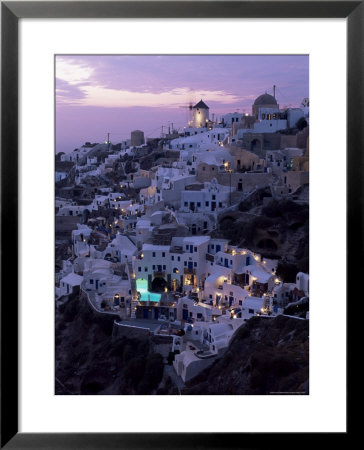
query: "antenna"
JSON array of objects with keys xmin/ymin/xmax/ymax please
[{"xmin": 273, "ymin": 85, "xmax": 276, "ymax": 99}]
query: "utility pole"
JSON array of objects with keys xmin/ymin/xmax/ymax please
[{"xmin": 229, "ymin": 170, "xmax": 232, "ymax": 206}]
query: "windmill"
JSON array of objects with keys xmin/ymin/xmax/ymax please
[
  {"xmin": 301, "ymin": 97, "xmax": 309, "ymax": 108},
  {"xmin": 179, "ymin": 90, "xmax": 196, "ymax": 126}
]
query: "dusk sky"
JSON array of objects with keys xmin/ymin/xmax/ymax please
[{"xmin": 56, "ymin": 55, "xmax": 309, "ymax": 154}]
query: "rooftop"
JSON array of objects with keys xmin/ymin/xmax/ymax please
[
  {"xmin": 254, "ymin": 93, "xmax": 278, "ymax": 106},
  {"xmin": 193, "ymin": 99, "xmax": 209, "ymax": 109}
]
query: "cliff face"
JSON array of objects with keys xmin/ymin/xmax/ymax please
[
  {"xmin": 56, "ymin": 294, "xmax": 164, "ymax": 395},
  {"xmin": 182, "ymin": 315, "xmax": 309, "ymax": 395},
  {"xmin": 219, "ymin": 198, "xmax": 309, "ymax": 275}
]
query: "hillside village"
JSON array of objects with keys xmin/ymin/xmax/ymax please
[{"xmin": 55, "ymin": 92, "xmax": 309, "ymax": 391}]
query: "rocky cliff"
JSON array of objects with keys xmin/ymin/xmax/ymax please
[{"xmin": 182, "ymin": 315, "xmax": 309, "ymax": 395}]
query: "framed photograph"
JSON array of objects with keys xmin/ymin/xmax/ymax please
[{"xmin": 1, "ymin": 1, "xmax": 358, "ymax": 448}]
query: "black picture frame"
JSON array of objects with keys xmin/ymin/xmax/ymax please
[{"xmin": 1, "ymin": 1, "xmax": 358, "ymax": 448}]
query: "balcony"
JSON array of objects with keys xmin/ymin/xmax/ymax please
[
  {"xmin": 170, "ymin": 246, "xmax": 184, "ymax": 254},
  {"xmin": 206, "ymin": 253, "xmax": 214, "ymax": 262},
  {"xmin": 154, "ymin": 271, "xmax": 165, "ymax": 278}
]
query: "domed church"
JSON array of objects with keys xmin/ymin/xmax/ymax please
[{"xmin": 252, "ymin": 93, "xmax": 279, "ymax": 119}]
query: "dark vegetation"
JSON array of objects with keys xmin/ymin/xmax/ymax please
[
  {"xmin": 181, "ymin": 315, "xmax": 309, "ymax": 395},
  {"xmin": 56, "ymin": 295, "xmax": 164, "ymax": 395},
  {"xmin": 284, "ymin": 300, "xmax": 309, "ymax": 318}
]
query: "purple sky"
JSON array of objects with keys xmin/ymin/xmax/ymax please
[{"xmin": 56, "ymin": 55, "xmax": 309, "ymax": 154}]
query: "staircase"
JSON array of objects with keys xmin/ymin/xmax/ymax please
[
  {"xmin": 127, "ymin": 259, "xmax": 138, "ymax": 318},
  {"xmin": 263, "ymin": 295, "xmax": 271, "ymax": 313}
]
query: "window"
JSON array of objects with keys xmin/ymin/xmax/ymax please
[
  {"xmin": 194, "ymin": 247, "xmax": 197, "ymax": 252},
  {"xmin": 177, "ymin": 257, "xmax": 181, "ymax": 262},
  {"xmin": 138, "ymin": 267, "xmax": 141, "ymax": 272},
  {"xmin": 212, "ymin": 195, "xmax": 216, "ymax": 200},
  {"xmin": 90, "ymin": 279, "xmax": 94, "ymax": 284},
  {"xmin": 184, "ymin": 202, "xmax": 188, "ymax": 207},
  {"xmin": 197, "ymin": 202, "xmax": 201, "ymax": 207},
  {"xmin": 144, "ymin": 267, "xmax": 148, "ymax": 272},
  {"xmin": 162, "ymin": 252, "xmax": 165, "ymax": 257},
  {"xmin": 211, "ymin": 244, "xmax": 214, "ymax": 249},
  {"xmin": 219, "ymin": 202, "xmax": 222, "ymax": 208},
  {"xmin": 205, "ymin": 201, "xmax": 209, "ymax": 207},
  {"xmin": 249, "ymin": 308, "xmax": 254, "ymax": 314},
  {"xmin": 152, "ymin": 252, "xmax": 156, "ymax": 257},
  {"xmin": 184, "ymin": 261, "xmax": 187, "ymax": 266},
  {"xmin": 152, "ymin": 265, "xmax": 155, "ymax": 270},
  {"xmin": 171, "ymin": 255, "xmax": 174, "ymax": 261},
  {"xmin": 239, "ymin": 300, "xmax": 243, "ymax": 306},
  {"xmin": 194, "ymin": 262, "xmax": 197, "ymax": 267},
  {"xmin": 230, "ymin": 260, "xmax": 232, "ymax": 265},
  {"xmin": 202, "ymin": 167, "xmax": 205, "ymax": 171}
]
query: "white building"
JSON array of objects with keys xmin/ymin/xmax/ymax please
[
  {"xmin": 190, "ymin": 99, "xmax": 209, "ymax": 128},
  {"xmin": 72, "ymin": 224, "xmax": 92, "ymax": 257},
  {"xmin": 59, "ymin": 272, "xmax": 83, "ymax": 297},
  {"xmin": 180, "ymin": 178, "xmax": 231, "ymax": 213},
  {"xmin": 104, "ymin": 233, "xmax": 137, "ymax": 262},
  {"xmin": 173, "ymin": 318, "xmax": 245, "ymax": 382}
]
